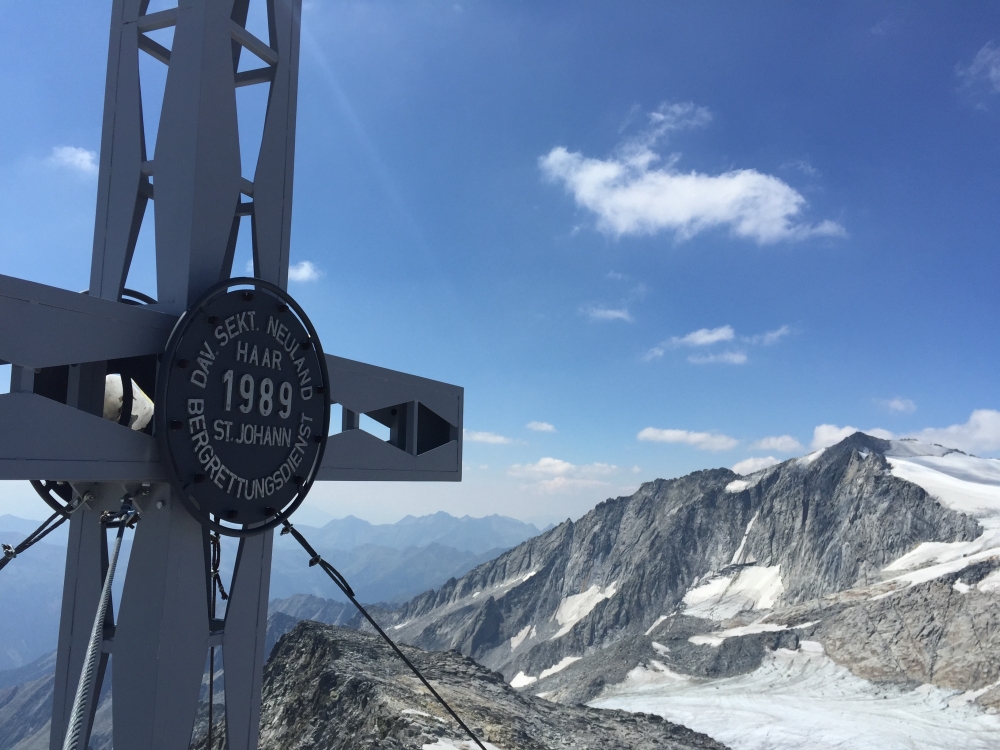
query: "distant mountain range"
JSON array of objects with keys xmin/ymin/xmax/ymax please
[{"xmin": 0, "ymin": 510, "xmax": 542, "ymax": 671}]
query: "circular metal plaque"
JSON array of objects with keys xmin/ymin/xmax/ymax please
[{"xmin": 156, "ymin": 278, "xmax": 330, "ymax": 536}]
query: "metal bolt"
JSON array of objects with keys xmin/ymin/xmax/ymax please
[
  {"xmin": 156, "ymin": 499, "xmax": 165, "ymax": 509},
  {"xmin": 176, "ymin": 358, "xmax": 190, "ymax": 369},
  {"xmin": 82, "ymin": 491, "xmax": 95, "ymax": 505}
]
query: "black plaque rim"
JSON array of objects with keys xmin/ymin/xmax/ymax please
[{"xmin": 155, "ymin": 277, "xmax": 330, "ymax": 537}]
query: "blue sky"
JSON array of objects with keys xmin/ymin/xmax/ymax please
[{"xmin": 2, "ymin": 1, "xmax": 999, "ymax": 525}]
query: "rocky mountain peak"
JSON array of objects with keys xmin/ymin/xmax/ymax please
[{"xmin": 379, "ymin": 433, "xmax": 983, "ymax": 699}]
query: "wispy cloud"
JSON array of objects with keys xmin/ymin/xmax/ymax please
[
  {"xmin": 508, "ymin": 457, "xmax": 618, "ymax": 493},
  {"xmin": 878, "ymin": 397, "xmax": 917, "ymax": 414},
  {"xmin": 539, "ymin": 102, "xmax": 844, "ymax": 245},
  {"xmin": 48, "ymin": 146, "xmax": 98, "ymax": 176},
  {"xmin": 688, "ymin": 351, "xmax": 747, "ymax": 365},
  {"xmin": 526, "ymin": 421, "xmax": 556, "ymax": 433},
  {"xmin": 583, "ymin": 305, "xmax": 633, "ymax": 322},
  {"xmin": 637, "ymin": 427, "xmax": 738, "ymax": 451},
  {"xmin": 732, "ymin": 456, "xmax": 780, "ymax": 475},
  {"xmin": 288, "ymin": 260, "xmax": 323, "ymax": 282},
  {"xmin": 744, "ymin": 325, "xmax": 791, "ymax": 346},
  {"xmin": 644, "ymin": 323, "xmax": 790, "ymax": 365},
  {"xmin": 673, "ymin": 325, "xmax": 734, "ymax": 347},
  {"xmin": 781, "ymin": 159, "xmax": 819, "ymax": 177},
  {"xmin": 957, "ymin": 41, "xmax": 1000, "ymax": 105},
  {"xmin": 464, "ymin": 429, "xmax": 513, "ymax": 445},
  {"xmin": 750, "ymin": 435, "xmax": 803, "ymax": 453}
]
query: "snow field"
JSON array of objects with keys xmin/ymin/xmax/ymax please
[
  {"xmin": 879, "ymin": 447, "xmax": 1000, "ymax": 595},
  {"xmin": 591, "ymin": 641, "xmax": 1000, "ymax": 750}
]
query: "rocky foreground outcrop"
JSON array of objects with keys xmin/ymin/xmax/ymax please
[
  {"xmin": 195, "ymin": 620, "xmax": 726, "ymax": 750},
  {"xmin": 1, "ymin": 621, "xmax": 727, "ymax": 750}
]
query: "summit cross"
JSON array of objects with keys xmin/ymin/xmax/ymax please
[{"xmin": 0, "ymin": 2, "xmax": 463, "ymax": 749}]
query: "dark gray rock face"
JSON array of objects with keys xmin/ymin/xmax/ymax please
[
  {"xmin": 247, "ymin": 621, "xmax": 728, "ymax": 750},
  {"xmin": 385, "ymin": 433, "xmax": 980, "ymax": 691},
  {"xmin": 818, "ymin": 561, "xmax": 1000, "ymax": 690}
]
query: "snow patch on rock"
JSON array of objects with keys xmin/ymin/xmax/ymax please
[
  {"xmin": 509, "ymin": 625, "xmax": 534, "ymax": 651},
  {"xmin": 726, "ymin": 480, "xmax": 750, "ymax": 493},
  {"xmin": 509, "ymin": 671, "xmax": 537, "ymax": 688},
  {"xmin": 688, "ymin": 620, "xmax": 817, "ymax": 648},
  {"xmin": 683, "ymin": 566, "xmax": 784, "ymax": 620},
  {"xmin": 539, "ymin": 656, "xmax": 582, "ymax": 679},
  {"xmin": 423, "ymin": 739, "xmax": 505, "ymax": 750},
  {"xmin": 645, "ymin": 614, "xmax": 669, "ymax": 636},
  {"xmin": 730, "ymin": 511, "xmax": 760, "ymax": 565},
  {"xmin": 796, "ymin": 449, "xmax": 825, "ymax": 467},
  {"xmin": 552, "ymin": 582, "xmax": 619, "ymax": 639}
]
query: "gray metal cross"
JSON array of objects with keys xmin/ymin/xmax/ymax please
[{"xmin": 0, "ymin": 2, "xmax": 463, "ymax": 748}]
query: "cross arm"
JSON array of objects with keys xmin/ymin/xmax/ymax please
[
  {"xmin": 0, "ymin": 274, "xmax": 178, "ymax": 369},
  {"xmin": 0, "ymin": 392, "xmax": 166, "ymax": 481},
  {"xmin": 319, "ymin": 354, "xmax": 463, "ymax": 482}
]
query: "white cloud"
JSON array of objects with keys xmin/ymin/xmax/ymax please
[
  {"xmin": 732, "ymin": 456, "xmax": 780, "ymax": 475},
  {"xmin": 464, "ymin": 430, "xmax": 512, "ymax": 445},
  {"xmin": 631, "ymin": 465, "xmax": 642, "ymax": 474},
  {"xmin": 526, "ymin": 421, "xmax": 556, "ymax": 433},
  {"xmin": 48, "ymin": 146, "xmax": 98, "ymax": 176},
  {"xmin": 673, "ymin": 325, "xmax": 735, "ymax": 347},
  {"xmin": 539, "ymin": 103, "xmax": 844, "ymax": 245},
  {"xmin": 584, "ymin": 305, "xmax": 632, "ymax": 322},
  {"xmin": 288, "ymin": 260, "xmax": 322, "ymax": 282},
  {"xmin": 879, "ymin": 397, "xmax": 917, "ymax": 414},
  {"xmin": 957, "ymin": 42, "xmax": 1000, "ymax": 98},
  {"xmin": 508, "ymin": 457, "xmax": 618, "ymax": 494},
  {"xmin": 811, "ymin": 424, "xmax": 894, "ymax": 450},
  {"xmin": 750, "ymin": 435, "xmax": 803, "ymax": 453},
  {"xmin": 906, "ymin": 410, "xmax": 1000, "ymax": 455},
  {"xmin": 637, "ymin": 427, "xmax": 738, "ymax": 451},
  {"xmin": 687, "ymin": 351, "xmax": 747, "ymax": 365}
]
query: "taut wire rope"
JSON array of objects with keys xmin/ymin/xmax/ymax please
[
  {"xmin": 280, "ymin": 520, "xmax": 489, "ymax": 750},
  {"xmin": 61, "ymin": 498, "xmax": 139, "ymax": 750}
]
